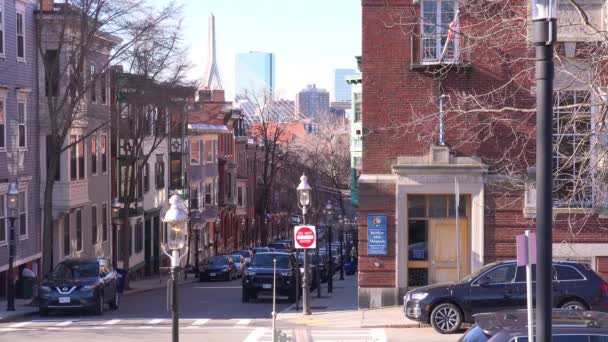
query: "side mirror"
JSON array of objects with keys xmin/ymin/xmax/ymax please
[{"xmin": 477, "ymin": 276, "xmax": 491, "ymax": 287}]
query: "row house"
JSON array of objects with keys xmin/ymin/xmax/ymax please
[
  {"xmin": 38, "ymin": 1, "xmax": 116, "ymax": 270},
  {"xmin": 359, "ymin": 0, "xmax": 608, "ymax": 308},
  {"xmin": 110, "ymin": 70, "xmax": 193, "ymax": 276},
  {"xmin": 0, "ymin": 0, "xmax": 39, "ymax": 296}
]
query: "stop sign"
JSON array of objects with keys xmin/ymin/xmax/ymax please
[{"xmin": 294, "ymin": 225, "xmax": 316, "ymax": 249}]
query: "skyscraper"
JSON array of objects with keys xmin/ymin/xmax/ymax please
[
  {"xmin": 296, "ymin": 84, "xmax": 330, "ymax": 119},
  {"xmin": 235, "ymin": 52, "xmax": 275, "ymax": 98},
  {"xmin": 333, "ymin": 68, "xmax": 356, "ymax": 102}
]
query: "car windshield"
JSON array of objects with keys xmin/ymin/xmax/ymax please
[
  {"xmin": 460, "ymin": 262, "xmax": 501, "ymax": 283},
  {"xmin": 205, "ymin": 257, "xmax": 229, "ymax": 265},
  {"xmin": 251, "ymin": 254, "xmax": 290, "ymax": 268},
  {"xmin": 231, "ymin": 255, "xmax": 242, "ymax": 262},
  {"xmin": 51, "ymin": 262, "xmax": 99, "ymax": 279}
]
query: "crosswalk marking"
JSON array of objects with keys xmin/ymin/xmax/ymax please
[
  {"xmin": 55, "ymin": 321, "xmax": 73, "ymax": 327},
  {"xmin": 9, "ymin": 322, "xmax": 31, "ymax": 328},
  {"xmin": 103, "ymin": 319, "xmax": 121, "ymax": 325},
  {"xmin": 370, "ymin": 328, "xmax": 387, "ymax": 342},
  {"xmin": 146, "ymin": 319, "xmax": 164, "ymax": 325},
  {"xmin": 244, "ymin": 327, "xmax": 269, "ymax": 342},
  {"xmin": 235, "ymin": 319, "xmax": 251, "ymax": 326},
  {"xmin": 191, "ymin": 319, "xmax": 209, "ymax": 326}
]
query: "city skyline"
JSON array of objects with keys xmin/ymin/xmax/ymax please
[
  {"xmin": 176, "ymin": 0, "xmax": 361, "ymax": 100},
  {"xmin": 234, "ymin": 51, "xmax": 275, "ymax": 98}
]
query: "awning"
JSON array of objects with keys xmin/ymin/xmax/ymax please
[{"xmin": 188, "ymin": 124, "xmax": 229, "ymax": 133}]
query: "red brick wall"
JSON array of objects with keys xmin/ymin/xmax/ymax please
[{"xmin": 597, "ymin": 257, "xmax": 608, "ymax": 282}]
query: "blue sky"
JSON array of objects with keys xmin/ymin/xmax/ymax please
[{"xmin": 176, "ymin": 0, "xmax": 361, "ymax": 101}]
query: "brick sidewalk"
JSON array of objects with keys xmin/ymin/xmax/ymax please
[{"xmin": 276, "ymin": 273, "xmax": 419, "ymax": 328}]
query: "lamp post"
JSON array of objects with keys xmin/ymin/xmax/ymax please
[
  {"xmin": 111, "ymin": 198, "xmax": 122, "ymax": 268},
  {"xmin": 214, "ymin": 218, "xmax": 220, "ymax": 256},
  {"xmin": 6, "ymin": 181, "xmax": 18, "ymax": 312},
  {"xmin": 241, "ymin": 217, "xmax": 246, "ymax": 249},
  {"xmin": 532, "ymin": 1, "xmax": 557, "ymax": 341},
  {"xmin": 338, "ymin": 216, "xmax": 345, "ymax": 281},
  {"xmin": 323, "ymin": 200, "xmax": 334, "ymax": 293},
  {"xmin": 296, "ymin": 174, "xmax": 312, "ymax": 315},
  {"xmin": 251, "ymin": 217, "xmax": 256, "ymax": 247},
  {"xmin": 162, "ymin": 194, "xmax": 189, "ymax": 342}
]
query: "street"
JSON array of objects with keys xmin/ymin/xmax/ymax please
[{"xmin": 0, "ymin": 278, "xmax": 462, "ymax": 341}]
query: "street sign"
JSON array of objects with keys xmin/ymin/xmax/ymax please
[
  {"xmin": 516, "ymin": 232, "xmax": 536, "ymax": 266},
  {"xmin": 294, "ymin": 225, "xmax": 316, "ymax": 249},
  {"xmin": 290, "ymin": 215, "xmax": 301, "ymax": 225},
  {"xmin": 367, "ymin": 215, "xmax": 387, "ymax": 256}
]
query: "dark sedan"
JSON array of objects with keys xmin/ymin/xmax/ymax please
[
  {"xmin": 38, "ymin": 258, "xmax": 119, "ymax": 316},
  {"xmin": 404, "ymin": 260, "xmax": 608, "ymax": 334},
  {"xmin": 199, "ymin": 256, "xmax": 237, "ymax": 281},
  {"xmin": 460, "ymin": 309, "xmax": 608, "ymax": 341},
  {"xmin": 242, "ymin": 252, "xmax": 300, "ymax": 303}
]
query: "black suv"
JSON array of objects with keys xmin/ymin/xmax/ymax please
[
  {"xmin": 38, "ymin": 258, "xmax": 119, "ymax": 316},
  {"xmin": 404, "ymin": 260, "xmax": 608, "ymax": 334},
  {"xmin": 242, "ymin": 252, "xmax": 300, "ymax": 303},
  {"xmin": 460, "ymin": 309, "xmax": 608, "ymax": 341}
]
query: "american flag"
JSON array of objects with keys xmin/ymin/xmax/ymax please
[{"xmin": 447, "ymin": 16, "xmax": 458, "ymax": 41}]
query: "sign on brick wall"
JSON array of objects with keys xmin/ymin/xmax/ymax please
[{"xmin": 367, "ymin": 214, "xmax": 387, "ymax": 256}]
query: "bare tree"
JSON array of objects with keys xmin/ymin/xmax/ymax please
[
  {"xmin": 376, "ymin": 0, "xmax": 608, "ymax": 245},
  {"xmin": 37, "ymin": 0, "xmax": 184, "ymax": 275}
]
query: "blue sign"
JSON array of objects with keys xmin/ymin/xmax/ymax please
[{"xmin": 367, "ymin": 215, "xmax": 387, "ymax": 256}]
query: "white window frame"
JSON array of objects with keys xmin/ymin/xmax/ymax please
[
  {"xmin": 70, "ymin": 133, "xmax": 87, "ymax": 181},
  {"xmin": 190, "ymin": 138, "xmax": 201, "ymax": 165},
  {"xmin": 89, "ymin": 64, "xmax": 96, "ymax": 103},
  {"xmin": 17, "ymin": 99, "xmax": 26, "ymax": 150},
  {"xmin": 75, "ymin": 208, "xmax": 83, "ymax": 252},
  {"xmin": 420, "ymin": 0, "xmax": 458, "ymax": 64},
  {"xmin": 0, "ymin": 193, "xmax": 6, "ymax": 246},
  {"xmin": 18, "ymin": 190, "xmax": 27, "ymax": 240},
  {"xmin": 102, "ymin": 202, "xmax": 108, "ymax": 242},
  {"xmin": 91, "ymin": 204, "xmax": 98, "ymax": 245},
  {"xmin": 15, "ymin": 7, "xmax": 25, "ymax": 62},
  {"xmin": 100, "ymin": 134, "xmax": 107, "ymax": 173},
  {"xmin": 204, "ymin": 180, "xmax": 213, "ymax": 206},
  {"xmin": 0, "ymin": 1, "xmax": 5, "ymax": 58},
  {"xmin": 237, "ymin": 184, "xmax": 245, "ymax": 207}
]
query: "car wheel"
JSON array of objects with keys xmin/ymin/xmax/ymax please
[
  {"xmin": 242, "ymin": 289, "xmax": 250, "ymax": 303},
  {"xmin": 561, "ymin": 300, "xmax": 586, "ymax": 311},
  {"xmin": 430, "ymin": 303, "xmax": 463, "ymax": 334},
  {"xmin": 94, "ymin": 294, "xmax": 104, "ymax": 315},
  {"xmin": 109, "ymin": 291, "xmax": 120, "ymax": 310},
  {"xmin": 39, "ymin": 308, "xmax": 49, "ymax": 317}
]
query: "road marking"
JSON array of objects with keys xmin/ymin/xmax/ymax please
[
  {"xmin": 235, "ymin": 319, "xmax": 252, "ymax": 326},
  {"xmin": 55, "ymin": 321, "xmax": 73, "ymax": 327},
  {"xmin": 191, "ymin": 319, "xmax": 209, "ymax": 326},
  {"xmin": 370, "ymin": 328, "xmax": 387, "ymax": 342},
  {"xmin": 103, "ymin": 319, "xmax": 121, "ymax": 325},
  {"xmin": 9, "ymin": 322, "xmax": 32, "ymax": 328},
  {"xmin": 193, "ymin": 286, "xmax": 242, "ymax": 289},
  {"xmin": 244, "ymin": 327, "xmax": 269, "ymax": 342},
  {"xmin": 146, "ymin": 319, "xmax": 164, "ymax": 325}
]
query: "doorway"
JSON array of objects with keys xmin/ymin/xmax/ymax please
[{"xmin": 407, "ymin": 194, "xmax": 470, "ymax": 287}]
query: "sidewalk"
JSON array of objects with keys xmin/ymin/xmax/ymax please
[
  {"xmin": 276, "ymin": 272, "xmax": 420, "ymax": 329},
  {"xmin": 0, "ymin": 272, "xmax": 198, "ymax": 323}
]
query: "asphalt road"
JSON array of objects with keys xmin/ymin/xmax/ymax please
[{"xmin": 0, "ymin": 278, "xmax": 463, "ymax": 341}]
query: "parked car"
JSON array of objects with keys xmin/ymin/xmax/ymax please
[
  {"xmin": 199, "ymin": 256, "xmax": 237, "ymax": 282},
  {"xmin": 252, "ymin": 247, "xmax": 271, "ymax": 254},
  {"xmin": 460, "ymin": 309, "xmax": 608, "ymax": 341},
  {"xmin": 295, "ymin": 252, "xmax": 318, "ymax": 290},
  {"xmin": 268, "ymin": 242, "xmax": 290, "ymax": 252},
  {"xmin": 242, "ymin": 252, "xmax": 300, "ymax": 303},
  {"xmin": 230, "ymin": 254, "xmax": 245, "ymax": 277},
  {"xmin": 232, "ymin": 250, "xmax": 252, "ymax": 264},
  {"xmin": 404, "ymin": 260, "xmax": 608, "ymax": 334},
  {"xmin": 38, "ymin": 258, "xmax": 119, "ymax": 316}
]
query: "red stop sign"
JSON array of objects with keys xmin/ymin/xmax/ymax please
[{"xmin": 295, "ymin": 226, "xmax": 316, "ymax": 249}]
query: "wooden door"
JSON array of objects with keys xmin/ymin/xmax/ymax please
[{"xmin": 429, "ymin": 219, "xmax": 469, "ymax": 283}]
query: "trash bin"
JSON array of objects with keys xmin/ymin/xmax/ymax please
[
  {"xmin": 19, "ymin": 277, "xmax": 35, "ymax": 299},
  {"xmin": 116, "ymin": 268, "xmax": 127, "ymax": 293}
]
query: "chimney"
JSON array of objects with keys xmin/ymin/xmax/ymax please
[
  {"xmin": 198, "ymin": 89, "xmax": 212, "ymax": 102},
  {"xmin": 40, "ymin": 0, "xmax": 54, "ymax": 12},
  {"xmin": 212, "ymin": 89, "xmax": 225, "ymax": 102}
]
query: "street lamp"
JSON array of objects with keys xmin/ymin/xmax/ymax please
[
  {"xmin": 215, "ymin": 217, "xmax": 220, "ymax": 255},
  {"xmin": 241, "ymin": 216, "xmax": 246, "ymax": 249},
  {"xmin": 323, "ymin": 200, "xmax": 334, "ymax": 293},
  {"xmin": 338, "ymin": 215, "xmax": 345, "ymax": 281},
  {"xmin": 162, "ymin": 194, "xmax": 189, "ymax": 342},
  {"xmin": 111, "ymin": 198, "xmax": 122, "ymax": 268},
  {"xmin": 296, "ymin": 174, "xmax": 312, "ymax": 315},
  {"xmin": 251, "ymin": 217, "xmax": 256, "ymax": 247},
  {"xmin": 6, "ymin": 180, "xmax": 18, "ymax": 311},
  {"xmin": 532, "ymin": 1, "xmax": 557, "ymax": 341}
]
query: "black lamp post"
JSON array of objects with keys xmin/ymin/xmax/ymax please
[
  {"xmin": 111, "ymin": 198, "xmax": 122, "ymax": 268},
  {"xmin": 162, "ymin": 194, "xmax": 189, "ymax": 342},
  {"xmin": 241, "ymin": 217, "xmax": 246, "ymax": 249},
  {"xmin": 338, "ymin": 216, "xmax": 345, "ymax": 281},
  {"xmin": 296, "ymin": 174, "xmax": 312, "ymax": 315},
  {"xmin": 532, "ymin": 1, "xmax": 557, "ymax": 341},
  {"xmin": 6, "ymin": 180, "xmax": 18, "ymax": 312},
  {"xmin": 323, "ymin": 200, "xmax": 334, "ymax": 293},
  {"xmin": 251, "ymin": 217, "xmax": 256, "ymax": 247},
  {"xmin": 214, "ymin": 218, "xmax": 220, "ymax": 256}
]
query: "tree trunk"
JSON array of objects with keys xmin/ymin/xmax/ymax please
[{"xmin": 41, "ymin": 143, "xmax": 61, "ymax": 276}]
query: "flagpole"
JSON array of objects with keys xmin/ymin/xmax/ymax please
[{"xmin": 455, "ymin": 177, "xmax": 460, "ymax": 282}]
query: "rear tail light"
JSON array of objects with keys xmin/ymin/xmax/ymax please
[{"xmin": 600, "ymin": 283, "xmax": 608, "ymax": 296}]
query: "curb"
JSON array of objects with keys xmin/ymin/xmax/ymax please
[
  {"xmin": 0, "ymin": 309, "xmax": 39, "ymax": 323},
  {"xmin": 123, "ymin": 278, "xmax": 197, "ymax": 296}
]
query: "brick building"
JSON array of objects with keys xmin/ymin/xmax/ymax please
[{"xmin": 358, "ymin": 0, "xmax": 608, "ymax": 308}]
